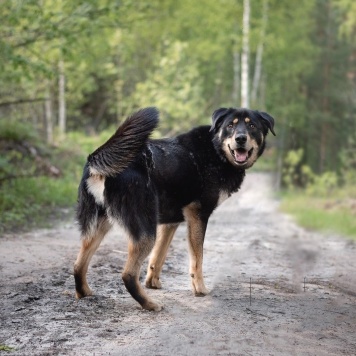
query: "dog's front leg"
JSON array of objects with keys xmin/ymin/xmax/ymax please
[{"xmin": 183, "ymin": 204, "xmax": 209, "ymax": 296}]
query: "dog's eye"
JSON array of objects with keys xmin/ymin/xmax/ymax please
[
  {"xmin": 249, "ymin": 123, "xmax": 255, "ymax": 129},
  {"xmin": 227, "ymin": 123, "xmax": 234, "ymax": 129}
]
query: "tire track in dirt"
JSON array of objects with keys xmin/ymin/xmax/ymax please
[{"xmin": 1, "ymin": 173, "xmax": 355, "ymax": 355}]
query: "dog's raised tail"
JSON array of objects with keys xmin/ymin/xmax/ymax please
[{"xmin": 87, "ymin": 107, "xmax": 159, "ymax": 176}]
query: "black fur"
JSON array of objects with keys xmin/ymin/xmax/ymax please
[
  {"xmin": 77, "ymin": 107, "xmax": 275, "ymax": 238},
  {"xmin": 88, "ymin": 107, "xmax": 159, "ymax": 176},
  {"xmin": 75, "ymin": 107, "xmax": 275, "ymax": 308}
]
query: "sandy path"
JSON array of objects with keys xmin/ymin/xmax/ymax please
[{"xmin": 1, "ymin": 173, "xmax": 355, "ymax": 355}]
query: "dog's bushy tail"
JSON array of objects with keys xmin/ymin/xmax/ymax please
[{"xmin": 87, "ymin": 107, "xmax": 159, "ymax": 176}]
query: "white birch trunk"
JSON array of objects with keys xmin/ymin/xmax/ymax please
[
  {"xmin": 251, "ymin": 44, "xmax": 263, "ymax": 104},
  {"xmin": 45, "ymin": 85, "xmax": 53, "ymax": 144},
  {"xmin": 251, "ymin": 0, "xmax": 268, "ymax": 105},
  {"xmin": 241, "ymin": 0, "xmax": 250, "ymax": 108},
  {"xmin": 58, "ymin": 59, "xmax": 66, "ymax": 136},
  {"xmin": 232, "ymin": 50, "xmax": 240, "ymax": 105}
]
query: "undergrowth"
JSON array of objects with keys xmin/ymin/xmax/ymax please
[
  {"xmin": 280, "ymin": 191, "xmax": 356, "ymax": 239},
  {"xmin": 280, "ymin": 147, "xmax": 356, "ymax": 240},
  {"xmin": 0, "ymin": 121, "xmax": 112, "ymax": 234}
]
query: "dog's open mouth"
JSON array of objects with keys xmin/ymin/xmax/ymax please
[{"xmin": 228, "ymin": 145, "xmax": 253, "ymax": 164}]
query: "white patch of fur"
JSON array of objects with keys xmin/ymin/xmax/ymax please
[
  {"xmin": 87, "ymin": 175, "xmax": 105, "ymax": 206},
  {"xmin": 89, "ymin": 166, "xmax": 100, "ymax": 175},
  {"xmin": 217, "ymin": 191, "xmax": 230, "ymax": 206},
  {"xmin": 106, "ymin": 207, "xmax": 124, "ymax": 231}
]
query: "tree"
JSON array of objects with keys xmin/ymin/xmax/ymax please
[
  {"xmin": 1, "ymin": 0, "xmax": 355, "ymax": 187},
  {"xmin": 132, "ymin": 41, "xmax": 205, "ymax": 134},
  {"xmin": 241, "ymin": 0, "xmax": 250, "ymax": 108},
  {"xmin": 251, "ymin": 0, "xmax": 268, "ymax": 106}
]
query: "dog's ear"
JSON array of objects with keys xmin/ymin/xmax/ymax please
[
  {"xmin": 210, "ymin": 107, "xmax": 231, "ymax": 132},
  {"xmin": 257, "ymin": 111, "xmax": 276, "ymax": 136}
]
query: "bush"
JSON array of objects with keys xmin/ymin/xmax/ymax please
[
  {"xmin": 282, "ymin": 149, "xmax": 317, "ymax": 189},
  {"xmin": 0, "ymin": 120, "xmax": 39, "ymax": 142},
  {"xmin": 0, "ymin": 123, "xmax": 116, "ymax": 234},
  {"xmin": 305, "ymin": 171, "xmax": 338, "ymax": 197}
]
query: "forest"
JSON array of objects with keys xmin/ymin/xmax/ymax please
[{"xmin": 0, "ymin": 0, "xmax": 356, "ymax": 236}]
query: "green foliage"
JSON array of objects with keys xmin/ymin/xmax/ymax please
[
  {"xmin": 281, "ymin": 192, "xmax": 356, "ymax": 239},
  {"xmin": 0, "ymin": 149, "xmax": 81, "ymax": 233},
  {"xmin": 281, "ymin": 133, "xmax": 355, "ymax": 237},
  {"xmin": 66, "ymin": 129, "xmax": 114, "ymax": 157},
  {"xmin": 132, "ymin": 41, "xmax": 205, "ymax": 134},
  {"xmin": 340, "ymin": 133, "xmax": 356, "ymax": 186},
  {"xmin": 0, "ymin": 0, "xmax": 356, "ymax": 236},
  {"xmin": 0, "ymin": 174, "xmax": 75, "ymax": 232},
  {"xmin": 282, "ymin": 148, "xmax": 339, "ymax": 196},
  {"xmin": 0, "ymin": 344, "xmax": 14, "ymax": 351},
  {"xmin": 282, "ymin": 149, "xmax": 306, "ymax": 189},
  {"xmin": 0, "ymin": 125, "xmax": 115, "ymax": 233},
  {"xmin": 0, "ymin": 120, "xmax": 39, "ymax": 142},
  {"xmin": 305, "ymin": 171, "xmax": 338, "ymax": 196},
  {"xmin": 334, "ymin": 0, "xmax": 356, "ymax": 39},
  {"xmin": 252, "ymin": 147, "xmax": 277, "ymax": 172}
]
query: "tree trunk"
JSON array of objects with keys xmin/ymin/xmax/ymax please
[
  {"xmin": 44, "ymin": 85, "xmax": 53, "ymax": 144},
  {"xmin": 58, "ymin": 59, "xmax": 66, "ymax": 137},
  {"xmin": 241, "ymin": 0, "xmax": 250, "ymax": 108},
  {"xmin": 251, "ymin": 0, "xmax": 268, "ymax": 105},
  {"xmin": 259, "ymin": 74, "xmax": 266, "ymax": 109},
  {"xmin": 319, "ymin": 0, "xmax": 331, "ymax": 173},
  {"xmin": 232, "ymin": 50, "xmax": 240, "ymax": 105}
]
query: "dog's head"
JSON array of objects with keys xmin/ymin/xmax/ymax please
[{"xmin": 210, "ymin": 107, "xmax": 276, "ymax": 169}]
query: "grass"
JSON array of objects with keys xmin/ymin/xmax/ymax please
[
  {"xmin": 0, "ymin": 120, "xmax": 39, "ymax": 143},
  {"xmin": 0, "ymin": 121, "xmax": 112, "ymax": 234},
  {"xmin": 280, "ymin": 191, "xmax": 356, "ymax": 240},
  {"xmin": 0, "ymin": 148, "xmax": 82, "ymax": 233},
  {"xmin": 0, "ymin": 344, "xmax": 15, "ymax": 351}
]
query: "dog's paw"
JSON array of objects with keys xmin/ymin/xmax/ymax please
[
  {"xmin": 191, "ymin": 277, "xmax": 209, "ymax": 296},
  {"xmin": 75, "ymin": 287, "xmax": 93, "ymax": 299},
  {"xmin": 142, "ymin": 300, "xmax": 163, "ymax": 312},
  {"xmin": 194, "ymin": 287, "xmax": 209, "ymax": 297},
  {"xmin": 145, "ymin": 276, "xmax": 162, "ymax": 289}
]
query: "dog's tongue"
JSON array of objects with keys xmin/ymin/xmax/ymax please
[{"xmin": 235, "ymin": 150, "xmax": 248, "ymax": 162}]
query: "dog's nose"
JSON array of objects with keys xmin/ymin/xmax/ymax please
[{"xmin": 235, "ymin": 134, "xmax": 247, "ymax": 145}]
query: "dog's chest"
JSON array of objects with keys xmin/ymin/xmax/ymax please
[{"xmin": 217, "ymin": 191, "xmax": 230, "ymax": 206}]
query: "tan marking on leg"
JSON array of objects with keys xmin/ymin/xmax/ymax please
[
  {"xmin": 122, "ymin": 238, "xmax": 162, "ymax": 311},
  {"xmin": 74, "ymin": 219, "xmax": 111, "ymax": 298},
  {"xmin": 145, "ymin": 224, "xmax": 179, "ymax": 289},
  {"xmin": 183, "ymin": 203, "xmax": 209, "ymax": 296}
]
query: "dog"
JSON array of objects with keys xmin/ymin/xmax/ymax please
[{"xmin": 74, "ymin": 107, "xmax": 275, "ymax": 311}]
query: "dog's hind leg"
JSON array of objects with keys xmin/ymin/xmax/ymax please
[
  {"xmin": 74, "ymin": 218, "xmax": 111, "ymax": 299},
  {"xmin": 145, "ymin": 223, "xmax": 179, "ymax": 289},
  {"xmin": 183, "ymin": 204, "xmax": 209, "ymax": 296},
  {"xmin": 122, "ymin": 237, "xmax": 162, "ymax": 311}
]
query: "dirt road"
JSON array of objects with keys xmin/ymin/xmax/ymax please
[{"xmin": 1, "ymin": 173, "xmax": 356, "ymax": 355}]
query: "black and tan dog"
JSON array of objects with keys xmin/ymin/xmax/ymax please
[{"xmin": 74, "ymin": 107, "xmax": 275, "ymax": 311}]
